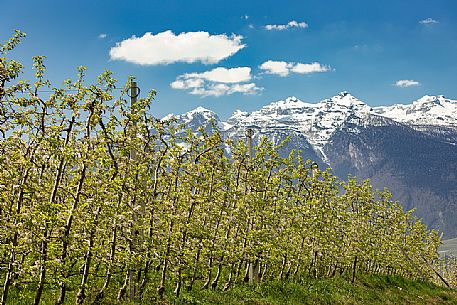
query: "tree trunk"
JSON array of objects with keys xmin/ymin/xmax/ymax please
[
  {"xmin": 33, "ymin": 228, "xmax": 48, "ymax": 305},
  {"xmin": 76, "ymin": 207, "xmax": 99, "ymax": 305}
]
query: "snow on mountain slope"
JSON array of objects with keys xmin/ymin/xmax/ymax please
[
  {"xmin": 163, "ymin": 106, "xmax": 218, "ymax": 124},
  {"xmin": 162, "ymin": 106, "xmax": 228, "ymax": 131},
  {"xmin": 165, "ymin": 92, "xmax": 456, "ymax": 159},
  {"xmin": 169, "ymin": 93, "xmax": 457, "ymax": 134},
  {"xmin": 226, "ymin": 92, "xmax": 372, "ymax": 149},
  {"xmin": 374, "ymin": 95, "xmax": 457, "ymax": 127}
]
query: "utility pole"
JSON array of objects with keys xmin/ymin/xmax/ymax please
[
  {"xmin": 129, "ymin": 79, "xmax": 138, "ymax": 301},
  {"xmin": 130, "ymin": 79, "xmax": 138, "ymax": 160},
  {"xmin": 246, "ymin": 128, "xmax": 253, "ymax": 159},
  {"xmin": 131, "ymin": 80, "xmax": 138, "ymax": 105},
  {"xmin": 311, "ymin": 162, "xmax": 319, "ymax": 178},
  {"xmin": 245, "ymin": 128, "xmax": 260, "ymax": 283}
]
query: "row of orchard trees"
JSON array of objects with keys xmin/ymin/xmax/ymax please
[{"xmin": 0, "ymin": 31, "xmax": 442, "ymax": 304}]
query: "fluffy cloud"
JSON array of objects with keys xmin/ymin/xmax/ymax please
[
  {"xmin": 419, "ymin": 18, "xmax": 439, "ymax": 25},
  {"xmin": 265, "ymin": 20, "xmax": 308, "ymax": 31},
  {"xmin": 110, "ymin": 31, "xmax": 245, "ymax": 65},
  {"xmin": 259, "ymin": 60, "xmax": 330, "ymax": 77},
  {"xmin": 171, "ymin": 67, "xmax": 262, "ymax": 97},
  {"xmin": 394, "ymin": 80, "xmax": 420, "ymax": 87},
  {"xmin": 170, "ymin": 78, "xmax": 205, "ymax": 90},
  {"xmin": 189, "ymin": 83, "xmax": 261, "ymax": 97},
  {"xmin": 181, "ymin": 67, "xmax": 252, "ymax": 83},
  {"xmin": 291, "ymin": 62, "xmax": 330, "ymax": 74},
  {"xmin": 259, "ymin": 61, "xmax": 292, "ymax": 76}
]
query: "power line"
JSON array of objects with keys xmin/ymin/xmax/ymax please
[{"xmin": 35, "ymin": 88, "xmax": 125, "ymax": 93}]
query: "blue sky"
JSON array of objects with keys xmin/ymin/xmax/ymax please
[{"xmin": 1, "ymin": 0, "xmax": 456, "ymax": 119}]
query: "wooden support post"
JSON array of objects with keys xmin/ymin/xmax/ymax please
[
  {"xmin": 129, "ymin": 79, "xmax": 138, "ymax": 301},
  {"xmin": 311, "ymin": 162, "xmax": 319, "ymax": 178},
  {"xmin": 245, "ymin": 128, "xmax": 260, "ymax": 283}
]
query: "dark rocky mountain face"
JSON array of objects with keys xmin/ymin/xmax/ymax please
[
  {"xmin": 324, "ymin": 115, "xmax": 457, "ymax": 237},
  {"xmin": 165, "ymin": 93, "xmax": 457, "ymax": 238}
]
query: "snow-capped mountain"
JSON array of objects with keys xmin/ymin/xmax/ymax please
[
  {"xmin": 225, "ymin": 92, "xmax": 371, "ymax": 149},
  {"xmin": 164, "ymin": 92, "xmax": 457, "ymax": 238},
  {"xmin": 170, "ymin": 92, "xmax": 456, "ymax": 150},
  {"xmin": 222, "ymin": 92, "xmax": 376, "ymax": 162},
  {"xmin": 163, "ymin": 106, "xmax": 223, "ymax": 132},
  {"xmin": 374, "ymin": 95, "xmax": 457, "ymax": 127}
]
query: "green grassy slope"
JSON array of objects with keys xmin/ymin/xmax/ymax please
[
  {"xmin": 8, "ymin": 275, "xmax": 456, "ymax": 305},
  {"xmin": 174, "ymin": 276, "xmax": 457, "ymax": 305},
  {"xmin": 168, "ymin": 276, "xmax": 457, "ymax": 305}
]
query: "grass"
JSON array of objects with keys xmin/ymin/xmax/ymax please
[
  {"xmin": 167, "ymin": 275, "xmax": 457, "ymax": 305},
  {"xmin": 6, "ymin": 274, "xmax": 457, "ymax": 305}
]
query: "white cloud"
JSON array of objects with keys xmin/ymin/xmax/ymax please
[
  {"xmin": 394, "ymin": 80, "xmax": 420, "ymax": 87},
  {"xmin": 419, "ymin": 18, "xmax": 439, "ymax": 25},
  {"xmin": 265, "ymin": 20, "xmax": 308, "ymax": 31},
  {"xmin": 171, "ymin": 67, "xmax": 262, "ymax": 97},
  {"xmin": 190, "ymin": 84, "xmax": 230, "ymax": 97},
  {"xmin": 189, "ymin": 83, "xmax": 262, "ymax": 97},
  {"xmin": 259, "ymin": 60, "xmax": 293, "ymax": 76},
  {"xmin": 170, "ymin": 78, "xmax": 205, "ymax": 90},
  {"xmin": 259, "ymin": 60, "xmax": 330, "ymax": 77},
  {"xmin": 228, "ymin": 83, "xmax": 259, "ymax": 94},
  {"xmin": 98, "ymin": 33, "xmax": 107, "ymax": 39},
  {"xmin": 291, "ymin": 62, "xmax": 330, "ymax": 74},
  {"xmin": 182, "ymin": 67, "xmax": 252, "ymax": 83},
  {"xmin": 110, "ymin": 31, "xmax": 245, "ymax": 65}
]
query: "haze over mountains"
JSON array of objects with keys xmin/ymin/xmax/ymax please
[{"xmin": 165, "ymin": 93, "xmax": 457, "ymax": 238}]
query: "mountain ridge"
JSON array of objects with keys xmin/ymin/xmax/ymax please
[
  {"xmin": 168, "ymin": 92, "xmax": 457, "ymax": 142},
  {"xmin": 164, "ymin": 92, "xmax": 457, "ymax": 237}
]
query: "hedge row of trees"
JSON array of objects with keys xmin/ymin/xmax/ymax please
[{"xmin": 0, "ymin": 31, "xmax": 443, "ymax": 304}]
